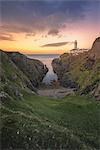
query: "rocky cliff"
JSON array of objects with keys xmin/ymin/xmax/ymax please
[
  {"xmin": 52, "ymin": 37, "xmax": 100, "ymax": 100},
  {"xmin": 0, "ymin": 50, "xmax": 48, "ymax": 100},
  {"xmin": 6, "ymin": 51, "xmax": 48, "ymax": 87},
  {"xmin": 89, "ymin": 37, "xmax": 100, "ymax": 59}
]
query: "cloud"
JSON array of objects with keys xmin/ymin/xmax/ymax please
[
  {"xmin": 26, "ymin": 33, "xmax": 35, "ymax": 36},
  {"xmin": 25, "ymin": 32, "xmax": 36, "ymax": 39},
  {"xmin": 0, "ymin": 33, "xmax": 15, "ymax": 41},
  {"xmin": 0, "ymin": 25, "xmax": 33, "ymax": 33},
  {"xmin": 1, "ymin": 0, "xmax": 96, "ymax": 34},
  {"xmin": 48, "ymin": 29, "xmax": 59, "ymax": 36},
  {"xmin": 41, "ymin": 41, "xmax": 71, "ymax": 47}
]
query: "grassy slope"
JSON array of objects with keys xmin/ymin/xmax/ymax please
[
  {"xmin": 1, "ymin": 93, "xmax": 100, "ymax": 150},
  {"xmin": 61, "ymin": 53, "xmax": 100, "ymax": 91},
  {"xmin": 70, "ymin": 58, "xmax": 100, "ymax": 90},
  {"xmin": 1, "ymin": 51, "xmax": 100, "ymax": 149}
]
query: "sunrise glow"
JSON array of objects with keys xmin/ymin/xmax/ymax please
[{"xmin": 0, "ymin": 0, "xmax": 100, "ymax": 54}]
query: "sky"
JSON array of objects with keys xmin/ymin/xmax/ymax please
[{"xmin": 0, "ymin": 0, "xmax": 100, "ymax": 54}]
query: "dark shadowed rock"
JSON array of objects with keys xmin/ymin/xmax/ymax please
[{"xmin": 52, "ymin": 58, "xmax": 64, "ymax": 80}]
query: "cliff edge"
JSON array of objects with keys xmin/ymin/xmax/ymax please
[{"xmin": 52, "ymin": 37, "xmax": 100, "ymax": 100}]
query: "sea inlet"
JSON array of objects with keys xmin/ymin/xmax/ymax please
[{"xmin": 27, "ymin": 54, "xmax": 59, "ymax": 84}]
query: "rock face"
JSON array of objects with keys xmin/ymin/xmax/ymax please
[
  {"xmin": 7, "ymin": 51, "xmax": 48, "ymax": 87},
  {"xmin": 89, "ymin": 37, "xmax": 100, "ymax": 59},
  {"xmin": 92, "ymin": 83, "xmax": 100, "ymax": 100},
  {"xmin": 0, "ymin": 50, "xmax": 48, "ymax": 100},
  {"xmin": 52, "ymin": 37, "xmax": 100, "ymax": 99}
]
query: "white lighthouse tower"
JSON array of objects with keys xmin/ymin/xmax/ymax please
[
  {"xmin": 70, "ymin": 40, "xmax": 89, "ymax": 55},
  {"xmin": 74, "ymin": 40, "xmax": 77, "ymax": 49}
]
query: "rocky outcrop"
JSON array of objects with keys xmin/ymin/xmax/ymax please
[
  {"xmin": 52, "ymin": 37, "xmax": 100, "ymax": 99},
  {"xmin": 52, "ymin": 58, "xmax": 64, "ymax": 80},
  {"xmin": 89, "ymin": 37, "xmax": 100, "ymax": 59},
  {"xmin": 52, "ymin": 53, "xmax": 79, "ymax": 89},
  {"xmin": 6, "ymin": 51, "xmax": 48, "ymax": 87},
  {"xmin": 0, "ymin": 50, "xmax": 48, "ymax": 100}
]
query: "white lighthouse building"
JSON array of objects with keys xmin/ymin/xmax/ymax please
[
  {"xmin": 74, "ymin": 40, "xmax": 77, "ymax": 49},
  {"xmin": 70, "ymin": 40, "xmax": 89, "ymax": 55}
]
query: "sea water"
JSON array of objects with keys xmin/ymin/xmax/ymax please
[{"xmin": 27, "ymin": 54, "xmax": 59, "ymax": 84}]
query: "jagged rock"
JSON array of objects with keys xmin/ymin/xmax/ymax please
[{"xmin": 52, "ymin": 58, "xmax": 64, "ymax": 80}]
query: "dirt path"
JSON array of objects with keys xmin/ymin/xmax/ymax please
[{"xmin": 38, "ymin": 87, "xmax": 75, "ymax": 98}]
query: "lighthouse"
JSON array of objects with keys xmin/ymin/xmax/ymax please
[
  {"xmin": 70, "ymin": 40, "xmax": 89, "ymax": 55},
  {"xmin": 74, "ymin": 40, "xmax": 77, "ymax": 49}
]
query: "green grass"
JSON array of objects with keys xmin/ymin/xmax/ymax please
[
  {"xmin": 1, "ymin": 93, "xmax": 100, "ymax": 150},
  {"xmin": 1, "ymin": 49, "xmax": 100, "ymax": 149},
  {"xmin": 60, "ymin": 53, "xmax": 100, "ymax": 91}
]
